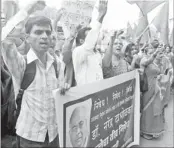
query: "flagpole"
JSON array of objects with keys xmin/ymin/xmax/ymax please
[
  {"xmin": 137, "ymin": 24, "xmax": 150, "ymax": 39},
  {"xmin": 139, "ymin": 7, "xmax": 152, "ymax": 41},
  {"xmin": 137, "ymin": 10, "xmax": 163, "ymax": 41}
]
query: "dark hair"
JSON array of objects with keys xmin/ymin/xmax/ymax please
[
  {"xmin": 57, "ymin": 26, "xmax": 63, "ymax": 32},
  {"xmin": 166, "ymin": 46, "xmax": 172, "ymax": 52},
  {"xmin": 144, "ymin": 45, "xmax": 151, "ymax": 54},
  {"xmin": 76, "ymin": 27, "xmax": 91, "ymax": 45},
  {"xmin": 25, "ymin": 16, "xmax": 52, "ymax": 34},
  {"xmin": 151, "ymin": 39, "xmax": 159, "ymax": 48},
  {"xmin": 125, "ymin": 43, "xmax": 135, "ymax": 53}
]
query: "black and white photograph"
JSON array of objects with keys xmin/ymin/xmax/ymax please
[
  {"xmin": 1, "ymin": 0, "xmax": 173, "ymax": 147},
  {"xmin": 65, "ymin": 99, "xmax": 92, "ymax": 147}
]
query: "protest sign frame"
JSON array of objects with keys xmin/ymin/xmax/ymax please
[{"xmin": 53, "ymin": 70, "xmax": 140, "ymax": 147}]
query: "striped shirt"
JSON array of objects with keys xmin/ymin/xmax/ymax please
[
  {"xmin": 1, "ymin": 9, "xmax": 65, "ymax": 142},
  {"xmin": 2, "ymin": 45, "xmax": 61, "ymax": 142}
]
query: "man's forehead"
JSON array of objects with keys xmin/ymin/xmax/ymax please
[
  {"xmin": 70, "ymin": 108, "xmax": 86, "ymax": 124},
  {"xmin": 70, "ymin": 117, "xmax": 85, "ymax": 126},
  {"xmin": 31, "ymin": 24, "xmax": 51, "ymax": 31}
]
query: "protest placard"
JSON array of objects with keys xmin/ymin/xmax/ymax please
[
  {"xmin": 53, "ymin": 70, "xmax": 140, "ymax": 147},
  {"xmin": 60, "ymin": 0, "xmax": 96, "ymax": 29}
]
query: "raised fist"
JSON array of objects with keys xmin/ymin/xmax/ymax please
[
  {"xmin": 98, "ymin": 0, "xmax": 108, "ymax": 18},
  {"xmin": 117, "ymin": 30, "xmax": 124, "ymax": 37},
  {"xmin": 56, "ymin": 8, "xmax": 66, "ymax": 19},
  {"xmin": 25, "ymin": 0, "xmax": 46, "ymax": 15},
  {"xmin": 110, "ymin": 30, "xmax": 117, "ymax": 40},
  {"xmin": 69, "ymin": 24, "xmax": 82, "ymax": 37}
]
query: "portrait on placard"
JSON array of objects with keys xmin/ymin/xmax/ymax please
[{"xmin": 65, "ymin": 99, "xmax": 92, "ymax": 147}]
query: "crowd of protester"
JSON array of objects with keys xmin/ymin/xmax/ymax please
[{"xmin": 1, "ymin": 0, "xmax": 174, "ymax": 147}]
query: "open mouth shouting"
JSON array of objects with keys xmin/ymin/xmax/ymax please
[{"xmin": 40, "ymin": 41, "xmax": 49, "ymax": 48}]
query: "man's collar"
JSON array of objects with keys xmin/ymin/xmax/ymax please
[
  {"xmin": 47, "ymin": 51, "xmax": 55, "ymax": 62},
  {"xmin": 27, "ymin": 49, "xmax": 54, "ymax": 64},
  {"xmin": 26, "ymin": 49, "xmax": 38, "ymax": 64}
]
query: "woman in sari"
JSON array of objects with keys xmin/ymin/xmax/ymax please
[
  {"xmin": 102, "ymin": 31, "xmax": 137, "ymax": 143},
  {"xmin": 102, "ymin": 31, "xmax": 138, "ymax": 78},
  {"xmin": 165, "ymin": 46, "xmax": 173, "ymax": 59},
  {"xmin": 140, "ymin": 46, "xmax": 165, "ymax": 140},
  {"xmin": 159, "ymin": 45, "xmax": 173, "ymax": 108}
]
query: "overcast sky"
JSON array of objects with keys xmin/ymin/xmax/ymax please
[{"xmin": 3, "ymin": 0, "xmax": 173, "ymax": 30}]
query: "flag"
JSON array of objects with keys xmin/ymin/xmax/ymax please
[
  {"xmin": 126, "ymin": 0, "xmax": 165, "ymax": 15},
  {"xmin": 126, "ymin": 22, "xmax": 133, "ymax": 38},
  {"xmin": 149, "ymin": 26, "xmax": 159, "ymax": 39},
  {"xmin": 132, "ymin": 23, "xmax": 137, "ymax": 40},
  {"xmin": 126, "ymin": 0, "xmax": 136, "ymax": 4},
  {"xmin": 135, "ymin": 12, "xmax": 150, "ymax": 43},
  {"xmin": 133, "ymin": 23, "xmax": 137, "ymax": 32},
  {"xmin": 169, "ymin": 28, "xmax": 173, "ymax": 46},
  {"xmin": 152, "ymin": 1, "xmax": 169, "ymax": 45},
  {"xmin": 169, "ymin": 18, "xmax": 174, "ymax": 46}
]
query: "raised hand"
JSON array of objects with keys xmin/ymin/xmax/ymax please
[
  {"xmin": 2, "ymin": 38, "xmax": 16, "ymax": 49},
  {"xmin": 56, "ymin": 8, "xmax": 66, "ymax": 20},
  {"xmin": 98, "ymin": 0, "xmax": 108, "ymax": 23},
  {"xmin": 69, "ymin": 24, "xmax": 82, "ymax": 38},
  {"xmin": 117, "ymin": 30, "xmax": 124, "ymax": 37},
  {"xmin": 133, "ymin": 54, "xmax": 140, "ymax": 61},
  {"xmin": 137, "ymin": 68, "xmax": 144, "ymax": 75},
  {"xmin": 110, "ymin": 30, "xmax": 117, "ymax": 42},
  {"xmin": 25, "ymin": 0, "xmax": 46, "ymax": 15},
  {"xmin": 60, "ymin": 83, "xmax": 71, "ymax": 95}
]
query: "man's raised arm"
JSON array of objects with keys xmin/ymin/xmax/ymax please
[
  {"xmin": 1, "ymin": 0, "xmax": 46, "ymax": 82},
  {"xmin": 1, "ymin": 39, "xmax": 26, "ymax": 82},
  {"xmin": 81, "ymin": 0, "xmax": 108, "ymax": 52},
  {"xmin": 2, "ymin": 0, "xmax": 46, "ymax": 41},
  {"xmin": 62, "ymin": 25, "xmax": 81, "ymax": 64},
  {"xmin": 102, "ymin": 31, "xmax": 117, "ymax": 67}
]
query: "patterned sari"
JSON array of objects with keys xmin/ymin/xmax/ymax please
[
  {"xmin": 103, "ymin": 58, "xmax": 129, "ymax": 78},
  {"xmin": 160, "ymin": 56, "xmax": 173, "ymax": 107},
  {"xmin": 140, "ymin": 57, "xmax": 165, "ymax": 138}
]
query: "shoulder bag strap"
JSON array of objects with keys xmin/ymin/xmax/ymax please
[{"xmin": 16, "ymin": 60, "xmax": 36, "ymax": 118}]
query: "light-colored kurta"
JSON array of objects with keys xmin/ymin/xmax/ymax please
[{"xmin": 73, "ymin": 21, "xmax": 103, "ymax": 86}]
